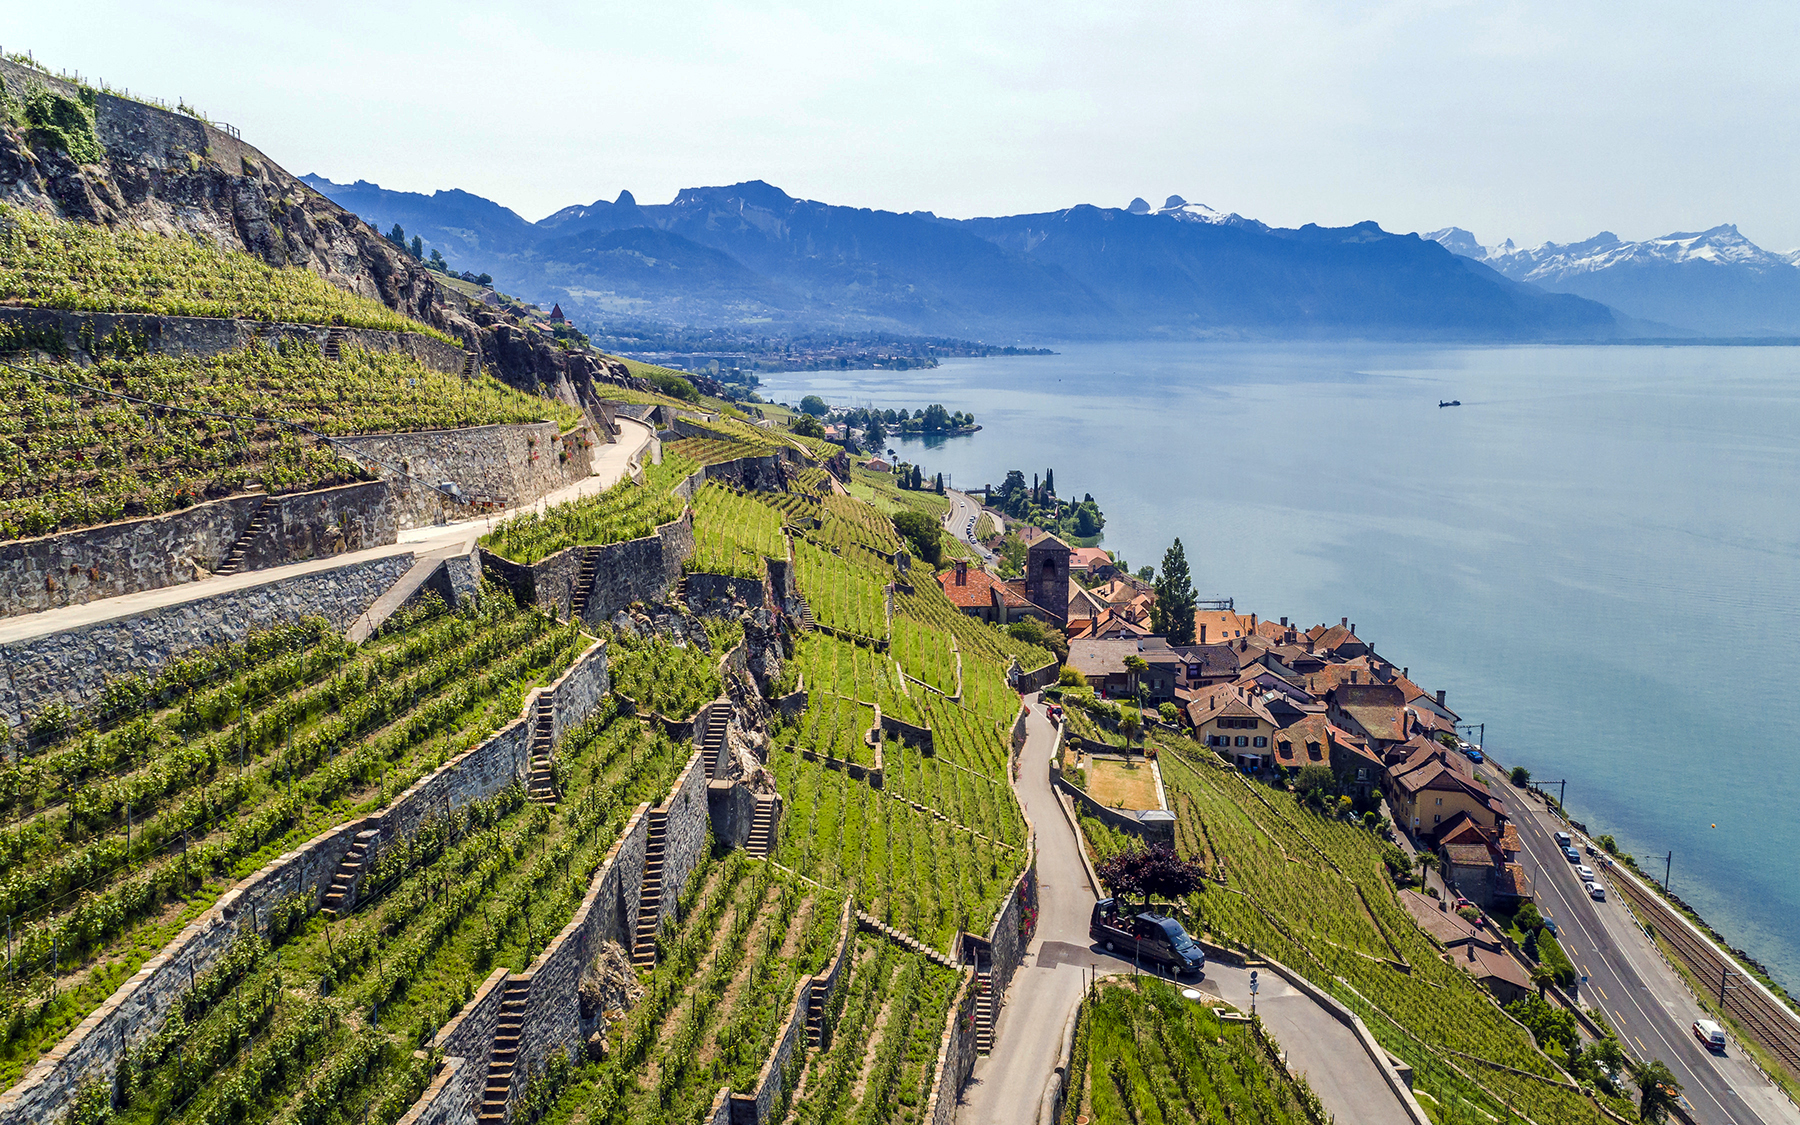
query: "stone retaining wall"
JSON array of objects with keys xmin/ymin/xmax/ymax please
[
  {"xmin": 0, "ymin": 551, "xmax": 417, "ymax": 733},
  {"xmin": 1014, "ymin": 658, "xmax": 1061, "ymax": 693},
  {"xmin": 0, "ymin": 640, "xmax": 609, "ymax": 1125},
  {"xmin": 1049, "ymin": 759, "xmax": 1177, "ymax": 844},
  {"xmin": 0, "ymin": 307, "xmax": 468, "ymax": 374},
  {"xmin": 920, "ymin": 967, "xmax": 979, "ymax": 1125},
  {"xmin": 479, "ymin": 510, "xmax": 694, "ymax": 626},
  {"xmin": 0, "ymin": 480, "xmax": 396, "ymax": 620},
  {"xmin": 334, "ymin": 421, "xmax": 595, "ymax": 529}
]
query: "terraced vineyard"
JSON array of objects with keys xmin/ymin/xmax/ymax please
[
  {"xmin": 0, "ymin": 589, "xmax": 588, "ymax": 1088},
  {"xmin": 0, "ymin": 204, "xmax": 455, "ymax": 339},
  {"xmin": 690, "ymin": 482, "xmax": 785, "ymax": 579},
  {"xmin": 1094, "ymin": 733, "xmax": 1619, "ymax": 1125},
  {"xmin": 0, "ymin": 343, "xmax": 579, "ymax": 539},
  {"xmin": 539, "ymin": 852, "xmax": 851, "ymax": 1125},
  {"xmin": 604, "ymin": 619, "xmax": 741, "ymax": 721},
  {"xmin": 1063, "ymin": 978, "xmax": 1324, "ymax": 1125},
  {"xmin": 783, "ymin": 933, "xmax": 962, "ymax": 1125},
  {"xmin": 98, "ymin": 698, "xmax": 694, "ymax": 1125},
  {"xmin": 793, "ymin": 538, "xmax": 890, "ymax": 641},
  {"xmin": 478, "ymin": 453, "xmax": 696, "ymax": 565},
  {"xmin": 895, "ymin": 583, "xmax": 1053, "ymax": 673}
]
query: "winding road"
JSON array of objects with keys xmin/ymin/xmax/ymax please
[{"xmin": 960, "ymin": 694, "xmax": 1418, "ymax": 1125}]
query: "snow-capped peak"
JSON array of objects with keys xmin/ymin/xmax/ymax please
[{"xmin": 1429, "ymin": 223, "xmax": 1799, "ymax": 282}]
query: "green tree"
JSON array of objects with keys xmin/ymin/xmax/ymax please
[
  {"xmin": 1630, "ymin": 1060, "xmax": 1682, "ymax": 1124},
  {"xmin": 1296, "ymin": 764, "xmax": 1335, "ymax": 798},
  {"xmin": 864, "ymin": 414, "xmax": 886, "ymax": 448},
  {"xmin": 1529, "ymin": 964, "xmax": 1560, "ymax": 999},
  {"xmin": 790, "ymin": 413, "xmax": 825, "ymax": 438},
  {"xmin": 1510, "ymin": 765, "xmax": 1531, "ymax": 787},
  {"xmin": 934, "ymin": 472, "xmax": 944, "ymax": 495},
  {"xmin": 387, "ymin": 223, "xmax": 406, "ymax": 246},
  {"xmin": 921, "ymin": 403, "xmax": 952, "ymax": 431},
  {"xmin": 409, "ymin": 235, "xmax": 424, "ymax": 260},
  {"xmin": 1123, "ymin": 655, "xmax": 1149, "ymax": 701},
  {"xmin": 1008, "ymin": 616, "xmax": 1068, "ymax": 662},
  {"xmin": 799, "ymin": 395, "xmax": 829, "ymax": 417},
  {"xmin": 911, "ymin": 465, "xmax": 924, "ymax": 490},
  {"xmin": 1136, "ymin": 566, "xmax": 1154, "ymax": 582},
  {"xmin": 1150, "ymin": 538, "xmax": 1197, "ymax": 644},
  {"xmin": 1045, "ymin": 467, "xmax": 1055, "ymax": 495},
  {"xmin": 1158, "ymin": 701, "xmax": 1179, "ymax": 723},
  {"xmin": 1515, "ymin": 902, "xmax": 1544, "ymax": 933},
  {"xmin": 891, "ymin": 510, "xmax": 943, "ymax": 566}
]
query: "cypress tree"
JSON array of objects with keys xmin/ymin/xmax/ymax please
[
  {"xmin": 1045, "ymin": 467, "xmax": 1055, "ymax": 496},
  {"xmin": 1152, "ymin": 538, "xmax": 1197, "ymax": 645}
]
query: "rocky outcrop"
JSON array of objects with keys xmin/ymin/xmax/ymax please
[{"xmin": 0, "ymin": 58, "xmax": 639, "ymax": 406}]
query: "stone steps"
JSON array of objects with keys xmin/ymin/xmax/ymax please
[
  {"xmin": 569, "ymin": 549, "xmax": 598, "ymax": 621},
  {"xmin": 320, "ymin": 829, "xmax": 380, "ymax": 918},
  {"xmin": 631, "ymin": 811, "xmax": 669, "ymax": 967},
  {"xmin": 215, "ymin": 498, "xmax": 270, "ymax": 576},
  {"xmin": 478, "ymin": 979, "xmax": 531, "ymax": 1123},
  {"xmin": 973, "ymin": 965, "xmax": 995, "ymax": 1055},
  {"xmin": 746, "ymin": 794, "xmax": 776, "ymax": 858},
  {"xmin": 527, "ymin": 697, "xmax": 556, "ymax": 804},
  {"xmin": 323, "ymin": 325, "xmax": 347, "ymax": 362}
]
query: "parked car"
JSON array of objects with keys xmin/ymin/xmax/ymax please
[
  {"xmin": 1464, "ymin": 747, "xmax": 1484, "ymax": 763},
  {"xmin": 1577, "ymin": 865, "xmax": 1596, "ymax": 881},
  {"xmin": 1693, "ymin": 1019, "xmax": 1726, "ymax": 1052},
  {"xmin": 1585, "ymin": 843, "xmax": 1598, "ymax": 857},
  {"xmin": 1563, "ymin": 846, "xmax": 1581, "ymax": 862},
  {"xmin": 1554, "ymin": 831, "xmax": 1573, "ymax": 848},
  {"xmin": 1586, "ymin": 881, "xmax": 1606, "ymax": 902},
  {"xmin": 1090, "ymin": 899, "xmax": 1206, "ymax": 977}
]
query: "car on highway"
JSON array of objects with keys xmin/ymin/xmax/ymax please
[
  {"xmin": 1090, "ymin": 899, "xmax": 1206, "ymax": 977},
  {"xmin": 1554, "ymin": 830, "xmax": 1572, "ymax": 848},
  {"xmin": 1693, "ymin": 1018, "xmax": 1727, "ymax": 1052},
  {"xmin": 1577, "ymin": 864, "xmax": 1596, "ymax": 881},
  {"xmin": 1464, "ymin": 747, "xmax": 1483, "ymax": 763},
  {"xmin": 1563, "ymin": 846, "xmax": 1581, "ymax": 862},
  {"xmin": 1586, "ymin": 881, "xmax": 1606, "ymax": 901}
]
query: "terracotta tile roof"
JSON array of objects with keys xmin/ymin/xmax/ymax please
[
  {"xmin": 1068, "ymin": 547, "xmax": 1111, "ymax": 569},
  {"xmin": 1185, "ymin": 683, "xmax": 1276, "ymax": 728},
  {"xmin": 1463, "ymin": 943, "xmax": 1533, "ymax": 990},
  {"xmin": 1399, "ymin": 890, "xmax": 1480, "ymax": 945},
  {"xmin": 1330, "ymin": 683, "xmax": 1407, "ymax": 743},
  {"xmin": 1497, "ymin": 824, "xmax": 1522, "ymax": 856},
  {"xmin": 1495, "ymin": 863, "xmax": 1530, "ymax": 898},
  {"xmin": 1194, "ymin": 609, "xmax": 1257, "ymax": 642},
  {"xmin": 1443, "ymin": 844, "xmax": 1495, "ymax": 868},
  {"xmin": 938, "ymin": 567, "xmax": 1005, "ymax": 609}
]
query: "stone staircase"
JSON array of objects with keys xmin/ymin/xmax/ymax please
[
  {"xmin": 746, "ymin": 795, "xmax": 777, "ymax": 858},
  {"xmin": 630, "ymin": 810, "xmax": 670, "ymax": 968},
  {"xmin": 854, "ymin": 911, "xmax": 959, "ymax": 970},
  {"xmin": 477, "ymin": 978, "xmax": 531, "ymax": 1124},
  {"xmin": 699, "ymin": 703, "xmax": 727, "ymax": 781},
  {"xmin": 323, "ymin": 325, "xmax": 347, "ymax": 362},
  {"xmin": 320, "ymin": 829, "xmax": 379, "ymax": 917},
  {"xmin": 462, "ymin": 350, "xmax": 477, "ymax": 377},
  {"xmin": 215, "ymin": 498, "xmax": 270, "ymax": 576},
  {"xmin": 973, "ymin": 960, "xmax": 995, "ymax": 1055},
  {"xmin": 568, "ymin": 549, "xmax": 598, "ymax": 622},
  {"xmin": 672, "ymin": 573, "xmax": 690, "ymax": 606},
  {"xmin": 792, "ymin": 597, "xmax": 817, "ymax": 632},
  {"xmin": 806, "ymin": 979, "xmax": 827, "ymax": 1047},
  {"xmin": 527, "ymin": 698, "xmax": 556, "ymax": 804}
]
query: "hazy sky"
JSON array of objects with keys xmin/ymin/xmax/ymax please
[{"xmin": 14, "ymin": 1, "xmax": 1800, "ymax": 249}]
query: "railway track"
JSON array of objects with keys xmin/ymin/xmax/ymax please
[{"xmin": 1611, "ymin": 867, "xmax": 1800, "ymax": 1079}]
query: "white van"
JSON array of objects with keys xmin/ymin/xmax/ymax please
[
  {"xmin": 1693, "ymin": 1019, "xmax": 1726, "ymax": 1052},
  {"xmin": 1586, "ymin": 881, "xmax": 1606, "ymax": 902}
]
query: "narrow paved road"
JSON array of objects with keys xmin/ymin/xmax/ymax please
[
  {"xmin": 0, "ymin": 417, "xmax": 655, "ymax": 647},
  {"xmin": 1483, "ymin": 763, "xmax": 1798, "ymax": 1125},
  {"xmin": 962, "ymin": 695, "xmax": 1416, "ymax": 1125},
  {"xmin": 943, "ymin": 489, "xmax": 996, "ymax": 566}
]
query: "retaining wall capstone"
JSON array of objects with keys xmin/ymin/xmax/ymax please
[
  {"xmin": 0, "ymin": 640, "xmax": 609, "ymax": 1125},
  {"xmin": 0, "ymin": 551, "xmax": 417, "ymax": 733},
  {"xmin": 0, "ymin": 480, "xmax": 396, "ymax": 619}
]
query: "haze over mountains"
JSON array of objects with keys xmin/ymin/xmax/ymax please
[
  {"xmin": 303, "ymin": 176, "xmax": 1639, "ymax": 344},
  {"xmin": 1427, "ymin": 225, "xmax": 1800, "ymax": 337}
]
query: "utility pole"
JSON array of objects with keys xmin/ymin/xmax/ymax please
[{"xmin": 1720, "ymin": 966, "xmax": 1740, "ymax": 1007}]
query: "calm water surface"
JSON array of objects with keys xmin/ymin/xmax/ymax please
[{"xmin": 759, "ymin": 342, "xmax": 1800, "ymax": 989}]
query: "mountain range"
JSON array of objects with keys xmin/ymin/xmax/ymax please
[
  {"xmin": 303, "ymin": 176, "xmax": 1636, "ymax": 343},
  {"xmin": 1427, "ymin": 225, "xmax": 1800, "ymax": 337}
]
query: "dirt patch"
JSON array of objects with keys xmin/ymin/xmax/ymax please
[{"xmin": 1085, "ymin": 758, "xmax": 1161, "ymax": 810}]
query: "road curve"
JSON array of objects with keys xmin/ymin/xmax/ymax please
[{"xmin": 960, "ymin": 695, "xmax": 1415, "ymax": 1125}]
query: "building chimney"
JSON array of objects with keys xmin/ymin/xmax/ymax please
[
  {"xmin": 954, "ymin": 559, "xmax": 968, "ymax": 586},
  {"xmin": 1280, "ymin": 616, "xmax": 1288, "ymax": 627},
  {"xmin": 1351, "ymin": 623, "xmax": 1356, "ymax": 636},
  {"xmin": 1436, "ymin": 689, "xmax": 1446, "ymax": 706},
  {"xmin": 1305, "ymin": 638, "xmax": 1315, "ymax": 653},
  {"xmin": 1250, "ymin": 613, "xmax": 1257, "ymax": 631},
  {"xmin": 1341, "ymin": 616, "xmax": 1348, "ymax": 629},
  {"xmin": 1403, "ymin": 667, "xmax": 1408, "ymax": 679}
]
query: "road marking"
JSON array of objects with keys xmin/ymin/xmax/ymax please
[
  {"xmin": 1636, "ymin": 1035, "xmax": 1648, "ymax": 1053},
  {"xmin": 1595, "ymin": 985, "xmax": 1609, "ymax": 1002}
]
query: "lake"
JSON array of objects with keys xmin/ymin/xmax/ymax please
[{"xmin": 757, "ymin": 341, "xmax": 1800, "ymax": 991}]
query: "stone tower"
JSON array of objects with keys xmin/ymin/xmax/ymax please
[{"xmin": 1026, "ymin": 535, "xmax": 1071, "ymax": 625}]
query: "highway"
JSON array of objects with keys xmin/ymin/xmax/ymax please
[
  {"xmin": 1481, "ymin": 762, "xmax": 1798, "ymax": 1125},
  {"xmin": 943, "ymin": 488, "xmax": 996, "ymax": 566}
]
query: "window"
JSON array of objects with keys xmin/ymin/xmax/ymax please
[
  {"xmin": 1435, "ymin": 797, "xmax": 1442, "ymax": 805},
  {"xmin": 1434, "ymin": 814, "xmax": 1441, "ymax": 824},
  {"xmin": 1210, "ymin": 735, "xmax": 1224, "ymax": 747},
  {"xmin": 1356, "ymin": 768, "xmax": 1367, "ymax": 781},
  {"xmin": 1253, "ymin": 736, "xmax": 1267, "ymax": 748},
  {"xmin": 1279, "ymin": 740, "xmax": 1292, "ymax": 753},
  {"xmin": 1235, "ymin": 736, "xmax": 1248, "ymax": 747}
]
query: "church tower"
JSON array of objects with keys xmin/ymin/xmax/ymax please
[{"xmin": 1025, "ymin": 535, "xmax": 1072, "ymax": 625}]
